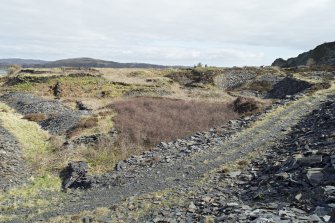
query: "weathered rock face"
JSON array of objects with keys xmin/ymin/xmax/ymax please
[
  {"xmin": 272, "ymin": 58, "xmax": 288, "ymax": 68},
  {"xmin": 272, "ymin": 41, "xmax": 335, "ymax": 68}
]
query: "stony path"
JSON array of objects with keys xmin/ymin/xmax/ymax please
[
  {"xmin": 14, "ymin": 86, "xmax": 332, "ymax": 222},
  {"xmin": 0, "ymin": 121, "xmax": 26, "ymax": 190}
]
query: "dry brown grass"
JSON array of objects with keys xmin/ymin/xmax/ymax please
[
  {"xmin": 245, "ymin": 80, "xmax": 273, "ymax": 92},
  {"xmin": 7, "ymin": 64, "xmax": 22, "ymax": 75},
  {"xmin": 311, "ymin": 82, "xmax": 332, "ymax": 91},
  {"xmin": 76, "ymin": 117, "xmax": 99, "ymax": 129},
  {"xmin": 50, "ymin": 136, "xmax": 131, "ymax": 173},
  {"xmin": 107, "ymin": 97, "xmax": 239, "ymax": 147},
  {"xmin": 66, "ymin": 111, "xmax": 115, "ymax": 140},
  {"xmin": 68, "ymin": 117, "xmax": 99, "ymax": 138},
  {"xmin": 100, "ymin": 68, "xmax": 168, "ymax": 86},
  {"xmin": 68, "ymin": 117, "xmax": 98, "ymax": 138},
  {"xmin": 23, "ymin": 113, "xmax": 48, "ymax": 122}
]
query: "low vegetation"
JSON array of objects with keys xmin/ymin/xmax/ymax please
[
  {"xmin": 108, "ymin": 97, "xmax": 239, "ymax": 147},
  {"xmin": 2, "ymin": 74, "xmax": 162, "ymax": 99},
  {"xmin": 233, "ymin": 97, "xmax": 260, "ymax": 114},
  {"xmin": 0, "ymin": 103, "xmax": 54, "ymax": 171},
  {"xmin": 67, "ymin": 112, "xmax": 114, "ymax": 139},
  {"xmin": 7, "ymin": 64, "xmax": 21, "ymax": 76},
  {"xmin": 23, "ymin": 113, "xmax": 48, "ymax": 122},
  {"xmin": 243, "ymin": 80, "xmax": 273, "ymax": 92}
]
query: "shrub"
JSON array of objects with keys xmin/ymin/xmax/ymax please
[
  {"xmin": 311, "ymin": 82, "xmax": 331, "ymax": 91},
  {"xmin": 7, "ymin": 64, "xmax": 22, "ymax": 76},
  {"xmin": 107, "ymin": 97, "xmax": 239, "ymax": 147},
  {"xmin": 76, "ymin": 117, "xmax": 98, "ymax": 129},
  {"xmin": 23, "ymin": 113, "xmax": 48, "ymax": 122},
  {"xmin": 233, "ymin": 97, "xmax": 259, "ymax": 114},
  {"xmin": 68, "ymin": 117, "xmax": 99, "ymax": 138}
]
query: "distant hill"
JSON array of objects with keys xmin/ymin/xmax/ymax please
[
  {"xmin": 0, "ymin": 57, "xmax": 167, "ymax": 68},
  {"xmin": 272, "ymin": 41, "xmax": 335, "ymax": 68},
  {"xmin": 0, "ymin": 58, "xmax": 49, "ymax": 67}
]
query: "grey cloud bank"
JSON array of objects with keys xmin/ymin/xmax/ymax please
[{"xmin": 1, "ymin": 0, "xmax": 334, "ymax": 66}]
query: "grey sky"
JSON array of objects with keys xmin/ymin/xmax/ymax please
[{"xmin": 1, "ymin": 0, "xmax": 334, "ymax": 66}]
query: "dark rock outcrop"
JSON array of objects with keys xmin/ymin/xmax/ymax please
[
  {"xmin": 272, "ymin": 58, "xmax": 288, "ymax": 68},
  {"xmin": 267, "ymin": 76, "xmax": 312, "ymax": 99},
  {"xmin": 272, "ymin": 41, "xmax": 335, "ymax": 68},
  {"xmin": 61, "ymin": 161, "xmax": 92, "ymax": 190}
]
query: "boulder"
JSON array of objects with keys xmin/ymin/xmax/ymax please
[{"xmin": 61, "ymin": 161, "xmax": 92, "ymax": 190}]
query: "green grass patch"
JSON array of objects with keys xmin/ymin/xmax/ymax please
[
  {"xmin": 2, "ymin": 74, "xmax": 162, "ymax": 99},
  {"xmin": 0, "ymin": 103, "xmax": 54, "ymax": 171}
]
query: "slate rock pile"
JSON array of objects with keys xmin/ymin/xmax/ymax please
[
  {"xmin": 214, "ymin": 69, "xmax": 258, "ymax": 90},
  {"xmin": 237, "ymin": 95, "xmax": 335, "ymax": 221},
  {"xmin": 65, "ymin": 128, "xmax": 118, "ymax": 149},
  {"xmin": 0, "ymin": 123, "xmax": 27, "ymax": 190},
  {"xmin": 0, "ymin": 93, "xmax": 83, "ymax": 135},
  {"xmin": 176, "ymin": 95, "xmax": 335, "ymax": 222},
  {"xmin": 267, "ymin": 75, "xmax": 312, "ymax": 99},
  {"xmin": 302, "ymin": 71, "xmax": 335, "ymax": 81}
]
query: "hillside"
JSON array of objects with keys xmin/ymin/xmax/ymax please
[
  {"xmin": 0, "ymin": 57, "xmax": 167, "ymax": 68},
  {"xmin": 0, "ymin": 58, "xmax": 49, "ymax": 67},
  {"xmin": 272, "ymin": 41, "xmax": 335, "ymax": 68}
]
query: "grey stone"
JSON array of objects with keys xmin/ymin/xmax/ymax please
[
  {"xmin": 160, "ymin": 142, "xmax": 169, "ymax": 149},
  {"xmin": 82, "ymin": 216, "xmax": 91, "ymax": 223},
  {"xmin": 299, "ymin": 155, "xmax": 323, "ymax": 166},
  {"xmin": 116, "ymin": 161, "xmax": 127, "ymax": 171},
  {"xmin": 188, "ymin": 202, "xmax": 197, "ymax": 213},
  {"xmin": 295, "ymin": 193, "xmax": 302, "ymax": 201},
  {"xmin": 228, "ymin": 171, "xmax": 241, "ymax": 178},
  {"xmin": 307, "ymin": 168, "xmax": 324, "ymax": 186}
]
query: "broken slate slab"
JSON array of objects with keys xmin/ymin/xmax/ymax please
[
  {"xmin": 299, "ymin": 155, "xmax": 323, "ymax": 166},
  {"xmin": 307, "ymin": 168, "xmax": 324, "ymax": 186}
]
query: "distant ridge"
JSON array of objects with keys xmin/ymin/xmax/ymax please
[
  {"xmin": 0, "ymin": 58, "xmax": 49, "ymax": 66},
  {"xmin": 272, "ymin": 41, "xmax": 335, "ymax": 68},
  {"xmin": 0, "ymin": 57, "xmax": 168, "ymax": 68}
]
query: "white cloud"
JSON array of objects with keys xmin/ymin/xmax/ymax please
[{"xmin": 0, "ymin": 0, "xmax": 334, "ymax": 66}]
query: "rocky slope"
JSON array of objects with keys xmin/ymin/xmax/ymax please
[
  {"xmin": 0, "ymin": 122, "xmax": 27, "ymax": 190},
  {"xmin": 272, "ymin": 41, "xmax": 335, "ymax": 68}
]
